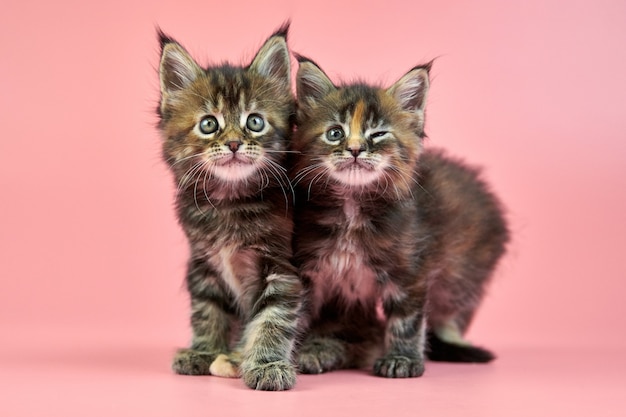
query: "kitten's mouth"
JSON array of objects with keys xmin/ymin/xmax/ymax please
[
  {"xmin": 216, "ymin": 153, "xmax": 255, "ymax": 166},
  {"xmin": 332, "ymin": 158, "xmax": 381, "ymax": 186},
  {"xmin": 212, "ymin": 154, "xmax": 258, "ymax": 181},
  {"xmin": 336, "ymin": 158, "xmax": 376, "ymax": 172}
]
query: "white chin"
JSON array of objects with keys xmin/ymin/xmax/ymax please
[
  {"xmin": 213, "ymin": 163, "xmax": 257, "ymax": 181},
  {"xmin": 331, "ymin": 168, "xmax": 381, "ymax": 186}
]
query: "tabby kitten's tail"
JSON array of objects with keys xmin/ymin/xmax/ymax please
[{"xmin": 426, "ymin": 331, "xmax": 495, "ymax": 363}]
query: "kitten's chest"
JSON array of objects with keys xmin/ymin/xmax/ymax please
[
  {"xmin": 314, "ymin": 201, "xmax": 378, "ymax": 304},
  {"xmin": 324, "ymin": 237, "xmax": 377, "ymax": 301},
  {"xmin": 186, "ymin": 209, "xmax": 265, "ymax": 304},
  {"xmin": 207, "ymin": 243, "xmax": 259, "ymax": 304}
]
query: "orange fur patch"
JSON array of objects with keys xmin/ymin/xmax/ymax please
[
  {"xmin": 348, "ymin": 100, "xmax": 366, "ymax": 149},
  {"xmin": 209, "ymin": 354, "xmax": 240, "ymax": 378}
]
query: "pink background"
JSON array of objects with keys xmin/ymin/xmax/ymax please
[{"xmin": 1, "ymin": 0, "xmax": 625, "ymax": 415}]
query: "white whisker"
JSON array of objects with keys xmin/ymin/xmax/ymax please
[
  {"xmin": 388, "ymin": 165, "xmax": 419, "ymax": 200},
  {"xmin": 201, "ymin": 164, "xmax": 216, "ymax": 209},
  {"xmin": 307, "ymin": 168, "xmax": 330, "ymax": 201},
  {"xmin": 177, "ymin": 161, "xmax": 205, "ymax": 196},
  {"xmin": 262, "ymin": 157, "xmax": 295, "ymax": 208},
  {"xmin": 192, "ymin": 163, "xmax": 205, "ymax": 214},
  {"xmin": 293, "ymin": 163, "xmax": 327, "ymax": 187},
  {"xmin": 170, "ymin": 152, "xmax": 205, "ymax": 168}
]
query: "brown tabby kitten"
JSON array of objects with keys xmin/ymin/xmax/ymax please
[
  {"xmin": 157, "ymin": 25, "xmax": 304, "ymax": 390},
  {"xmin": 291, "ymin": 56, "xmax": 509, "ymax": 377}
]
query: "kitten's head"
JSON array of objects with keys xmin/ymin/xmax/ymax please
[
  {"xmin": 292, "ymin": 56, "xmax": 430, "ymax": 199},
  {"xmin": 158, "ymin": 25, "xmax": 293, "ymax": 199}
]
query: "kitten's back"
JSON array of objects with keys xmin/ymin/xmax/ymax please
[{"xmin": 416, "ymin": 148, "xmax": 509, "ymax": 361}]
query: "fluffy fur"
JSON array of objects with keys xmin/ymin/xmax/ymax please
[
  {"xmin": 290, "ymin": 56, "xmax": 509, "ymax": 377},
  {"xmin": 157, "ymin": 24, "xmax": 304, "ymax": 391}
]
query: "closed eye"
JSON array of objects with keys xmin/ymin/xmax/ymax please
[{"xmin": 369, "ymin": 131, "xmax": 389, "ymax": 143}]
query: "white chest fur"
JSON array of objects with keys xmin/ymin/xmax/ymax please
[
  {"xmin": 326, "ymin": 239, "xmax": 376, "ymax": 302},
  {"xmin": 209, "ymin": 244, "xmax": 243, "ymax": 300},
  {"xmin": 314, "ymin": 198, "xmax": 378, "ymax": 305}
]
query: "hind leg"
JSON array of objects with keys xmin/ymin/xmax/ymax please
[
  {"xmin": 427, "ymin": 317, "xmax": 495, "ymax": 363},
  {"xmin": 298, "ymin": 335, "xmax": 350, "ymax": 374},
  {"xmin": 432, "ymin": 319, "xmax": 472, "ymax": 346},
  {"xmin": 427, "ymin": 281, "xmax": 496, "ymax": 363},
  {"xmin": 425, "ymin": 256, "xmax": 497, "ymax": 360},
  {"xmin": 298, "ymin": 306, "xmax": 385, "ymax": 374}
]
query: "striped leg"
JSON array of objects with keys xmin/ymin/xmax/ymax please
[
  {"xmin": 374, "ymin": 280, "xmax": 427, "ymax": 378},
  {"xmin": 239, "ymin": 272, "xmax": 304, "ymax": 391},
  {"xmin": 172, "ymin": 259, "xmax": 235, "ymax": 376}
]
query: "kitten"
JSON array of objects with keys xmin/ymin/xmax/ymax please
[
  {"xmin": 291, "ymin": 56, "xmax": 509, "ymax": 377},
  {"xmin": 157, "ymin": 25, "xmax": 304, "ymax": 390}
]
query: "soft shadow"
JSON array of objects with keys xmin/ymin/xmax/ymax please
[{"xmin": 4, "ymin": 344, "xmax": 178, "ymax": 375}]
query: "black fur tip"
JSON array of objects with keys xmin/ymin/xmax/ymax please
[
  {"xmin": 293, "ymin": 53, "xmax": 321, "ymax": 66},
  {"xmin": 426, "ymin": 331, "xmax": 496, "ymax": 363},
  {"xmin": 412, "ymin": 59, "xmax": 435, "ymax": 74},
  {"xmin": 156, "ymin": 26, "xmax": 178, "ymax": 50},
  {"xmin": 272, "ymin": 21, "xmax": 291, "ymax": 39}
]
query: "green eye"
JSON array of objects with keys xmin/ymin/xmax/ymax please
[
  {"xmin": 326, "ymin": 127, "xmax": 345, "ymax": 142},
  {"xmin": 199, "ymin": 116, "xmax": 219, "ymax": 135},
  {"xmin": 246, "ymin": 114, "xmax": 265, "ymax": 132}
]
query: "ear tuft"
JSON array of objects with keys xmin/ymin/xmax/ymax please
[
  {"xmin": 157, "ymin": 27, "xmax": 175, "ymax": 51},
  {"xmin": 271, "ymin": 20, "xmax": 290, "ymax": 40}
]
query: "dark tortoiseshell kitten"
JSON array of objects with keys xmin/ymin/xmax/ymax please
[
  {"xmin": 157, "ymin": 26, "xmax": 303, "ymax": 390},
  {"xmin": 291, "ymin": 57, "xmax": 509, "ymax": 377}
]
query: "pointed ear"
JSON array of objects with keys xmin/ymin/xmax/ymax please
[
  {"xmin": 387, "ymin": 64, "xmax": 431, "ymax": 113},
  {"xmin": 295, "ymin": 56, "xmax": 336, "ymax": 107},
  {"xmin": 158, "ymin": 31, "xmax": 202, "ymax": 98},
  {"xmin": 248, "ymin": 26, "xmax": 290, "ymax": 87}
]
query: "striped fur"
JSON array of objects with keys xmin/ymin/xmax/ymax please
[
  {"xmin": 157, "ymin": 24, "xmax": 304, "ymax": 391},
  {"xmin": 291, "ymin": 57, "xmax": 509, "ymax": 377}
]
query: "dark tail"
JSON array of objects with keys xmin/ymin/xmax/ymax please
[{"xmin": 426, "ymin": 331, "xmax": 496, "ymax": 363}]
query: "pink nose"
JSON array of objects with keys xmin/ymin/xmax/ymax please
[
  {"xmin": 349, "ymin": 145, "xmax": 365, "ymax": 157},
  {"xmin": 228, "ymin": 141, "xmax": 242, "ymax": 153}
]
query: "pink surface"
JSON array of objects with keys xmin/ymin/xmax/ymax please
[
  {"xmin": 2, "ymin": 341, "xmax": 625, "ymax": 416},
  {"xmin": 1, "ymin": 0, "xmax": 626, "ymax": 415}
]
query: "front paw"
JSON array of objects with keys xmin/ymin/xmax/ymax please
[
  {"xmin": 242, "ymin": 360, "xmax": 297, "ymax": 391},
  {"xmin": 171, "ymin": 348, "xmax": 216, "ymax": 375},
  {"xmin": 374, "ymin": 355, "xmax": 425, "ymax": 378},
  {"xmin": 208, "ymin": 353, "xmax": 240, "ymax": 378},
  {"xmin": 298, "ymin": 337, "xmax": 347, "ymax": 374}
]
